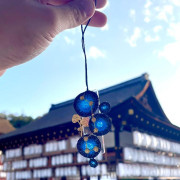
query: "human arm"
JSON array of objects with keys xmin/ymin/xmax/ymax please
[{"xmin": 0, "ymin": 0, "xmax": 107, "ymax": 75}]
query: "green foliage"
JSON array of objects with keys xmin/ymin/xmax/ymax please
[
  {"xmin": 0, "ymin": 113, "xmax": 7, "ymax": 119},
  {"xmin": 8, "ymin": 114, "xmax": 34, "ymax": 128},
  {"xmin": 0, "ymin": 113, "xmax": 36, "ymax": 129}
]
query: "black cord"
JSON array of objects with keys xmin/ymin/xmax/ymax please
[{"xmin": 81, "ymin": 0, "xmax": 97, "ymax": 91}]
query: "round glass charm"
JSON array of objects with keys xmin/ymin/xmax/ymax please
[
  {"xmin": 74, "ymin": 91, "xmax": 99, "ymax": 117},
  {"xmin": 89, "ymin": 113, "xmax": 111, "ymax": 136},
  {"xmin": 77, "ymin": 135, "xmax": 101, "ymax": 158},
  {"xmin": 99, "ymin": 102, "xmax": 111, "ymax": 114},
  {"xmin": 89, "ymin": 158, "xmax": 98, "ymax": 168}
]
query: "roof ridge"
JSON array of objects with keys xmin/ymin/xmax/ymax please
[
  {"xmin": 99, "ymin": 73, "xmax": 149, "ymax": 95},
  {"xmin": 50, "ymin": 73, "xmax": 149, "ymax": 111}
]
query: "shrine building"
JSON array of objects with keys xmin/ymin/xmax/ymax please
[{"xmin": 0, "ymin": 73, "xmax": 180, "ymax": 180}]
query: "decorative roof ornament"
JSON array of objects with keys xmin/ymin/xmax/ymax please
[{"xmin": 72, "ymin": 0, "xmax": 112, "ymax": 167}]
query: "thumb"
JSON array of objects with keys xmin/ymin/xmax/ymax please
[{"xmin": 51, "ymin": 0, "xmax": 95, "ymax": 31}]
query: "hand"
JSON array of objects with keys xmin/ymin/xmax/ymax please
[{"xmin": 0, "ymin": 0, "xmax": 107, "ymax": 75}]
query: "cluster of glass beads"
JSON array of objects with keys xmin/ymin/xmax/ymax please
[{"xmin": 72, "ymin": 90, "xmax": 111, "ymax": 168}]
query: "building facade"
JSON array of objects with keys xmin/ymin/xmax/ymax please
[
  {"xmin": 0, "ymin": 73, "xmax": 180, "ymax": 180},
  {"xmin": 0, "ymin": 118, "xmax": 15, "ymax": 180}
]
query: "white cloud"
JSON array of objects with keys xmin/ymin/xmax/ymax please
[
  {"xmin": 144, "ymin": 9, "xmax": 151, "ymax": 16},
  {"xmin": 144, "ymin": 17, "xmax": 151, "ymax": 23},
  {"xmin": 101, "ymin": 24, "xmax": 109, "ymax": 31},
  {"xmin": 167, "ymin": 22, "xmax": 180, "ymax": 41},
  {"xmin": 126, "ymin": 27, "xmax": 141, "ymax": 47},
  {"xmin": 153, "ymin": 25, "xmax": 163, "ymax": 33},
  {"xmin": 143, "ymin": 0, "xmax": 152, "ymax": 23},
  {"xmin": 143, "ymin": 1, "xmax": 176, "ymax": 24},
  {"xmin": 87, "ymin": 46, "xmax": 106, "ymax": 59},
  {"xmin": 145, "ymin": 34, "xmax": 160, "ymax": 42},
  {"xmin": 143, "ymin": 9, "xmax": 151, "ymax": 23},
  {"xmin": 158, "ymin": 41, "xmax": 180, "ymax": 64},
  {"xmin": 156, "ymin": 5, "xmax": 174, "ymax": 21},
  {"xmin": 159, "ymin": 22, "xmax": 180, "ymax": 64},
  {"xmin": 170, "ymin": 0, "xmax": 180, "ymax": 6},
  {"xmin": 154, "ymin": 6, "xmax": 160, "ymax": 12},
  {"xmin": 144, "ymin": 0, "xmax": 152, "ymax": 9},
  {"xmin": 157, "ymin": 12, "xmax": 167, "ymax": 21},
  {"xmin": 129, "ymin": 9, "xmax": 136, "ymax": 21},
  {"xmin": 123, "ymin": 28, "xmax": 128, "ymax": 33},
  {"xmin": 157, "ymin": 68, "xmax": 180, "ymax": 127},
  {"xmin": 64, "ymin": 36, "xmax": 75, "ymax": 45},
  {"xmin": 164, "ymin": 5, "xmax": 174, "ymax": 14}
]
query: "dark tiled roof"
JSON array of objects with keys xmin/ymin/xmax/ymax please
[
  {"xmin": 110, "ymin": 97, "xmax": 180, "ymax": 142},
  {"xmin": 0, "ymin": 73, "xmax": 167, "ymax": 140}
]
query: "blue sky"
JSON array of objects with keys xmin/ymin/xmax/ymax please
[{"xmin": 1, "ymin": 0, "xmax": 180, "ymax": 127}]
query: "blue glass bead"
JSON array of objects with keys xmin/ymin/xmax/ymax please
[
  {"xmin": 77, "ymin": 135, "xmax": 101, "ymax": 158},
  {"xmin": 89, "ymin": 113, "xmax": 111, "ymax": 136},
  {"xmin": 74, "ymin": 91, "xmax": 99, "ymax": 117},
  {"xmin": 89, "ymin": 158, "xmax": 98, "ymax": 168},
  {"xmin": 99, "ymin": 102, "xmax": 111, "ymax": 114}
]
